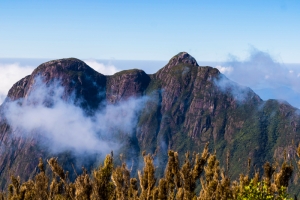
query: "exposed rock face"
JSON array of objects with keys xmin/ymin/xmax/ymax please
[
  {"xmin": 156, "ymin": 52, "xmax": 198, "ymax": 79},
  {"xmin": 1, "ymin": 52, "xmax": 300, "ymax": 189},
  {"xmin": 6, "ymin": 58, "xmax": 107, "ymax": 112},
  {"xmin": 106, "ymin": 69, "xmax": 150, "ymax": 103}
]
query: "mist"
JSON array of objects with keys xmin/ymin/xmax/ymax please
[
  {"xmin": 0, "ymin": 63, "xmax": 35, "ymax": 104},
  {"xmin": 213, "ymin": 74, "xmax": 254, "ymax": 103},
  {"xmin": 215, "ymin": 48, "xmax": 300, "ymax": 108},
  {"xmin": 84, "ymin": 59, "xmax": 120, "ymax": 75},
  {"xmin": 2, "ymin": 77, "xmax": 147, "ymax": 157}
]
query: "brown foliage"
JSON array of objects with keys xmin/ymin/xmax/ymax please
[{"xmin": 0, "ymin": 143, "xmax": 296, "ymax": 200}]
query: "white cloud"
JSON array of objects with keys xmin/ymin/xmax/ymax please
[
  {"xmin": 215, "ymin": 49, "xmax": 300, "ymax": 90},
  {"xmin": 214, "ymin": 48, "xmax": 300, "ymax": 108},
  {"xmin": 0, "ymin": 63, "xmax": 35, "ymax": 104},
  {"xmin": 215, "ymin": 65, "xmax": 233, "ymax": 74},
  {"xmin": 3, "ymin": 77, "xmax": 147, "ymax": 155},
  {"xmin": 213, "ymin": 74, "xmax": 253, "ymax": 103},
  {"xmin": 84, "ymin": 60, "xmax": 120, "ymax": 75}
]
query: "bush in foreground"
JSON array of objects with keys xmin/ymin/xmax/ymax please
[{"xmin": 0, "ymin": 143, "xmax": 296, "ymax": 200}]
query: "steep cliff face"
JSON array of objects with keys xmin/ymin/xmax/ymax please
[
  {"xmin": 137, "ymin": 54, "xmax": 266, "ymax": 175},
  {"xmin": 106, "ymin": 69, "xmax": 150, "ymax": 103},
  {"xmin": 6, "ymin": 58, "xmax": 107, "ymax": 112},
  {"xmin": 0, "ymin": 52, "xmax": 300, "ymax": 189}
]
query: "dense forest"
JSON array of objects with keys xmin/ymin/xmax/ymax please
[{"xmin": 0, "ymin": 143, "xmax": 297, "ymax": 200}]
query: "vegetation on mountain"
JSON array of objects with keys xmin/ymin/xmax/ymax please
[{"xmin": 0, "ymin": 143, "xmax": 298, "ymax": 199}]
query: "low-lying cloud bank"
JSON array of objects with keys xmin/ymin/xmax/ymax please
[
  {"xmin": 84, "ymin": 59, "xmax": 120, "ymax": 75},
  {"xmin": 215, "ymin": 49, "xmax": 300, "ymax": 108},
  {"xmin": 0, "ymin": 63, "xmax": 35, "ymax": 104},
  {"xmin": 2, "ymin": 77, "xmax": 147, "ymax": 156}
]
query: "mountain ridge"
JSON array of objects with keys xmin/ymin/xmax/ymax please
[{"xmin": 0, "ymin": 52, "xmax": 299, "ymax": 192}]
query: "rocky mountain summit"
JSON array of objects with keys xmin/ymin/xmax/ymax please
[{"xmin": 0, "ymin": 52, "xmax": 300, "ymax": 189}]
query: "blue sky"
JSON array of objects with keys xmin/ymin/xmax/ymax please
[
  {"xmin": 1, "ymin": 1, "xmax": 300, "ymax": 108},
  {"xmin": 1, "ymin": 0, "xmax": 299, "ymax": 62}
]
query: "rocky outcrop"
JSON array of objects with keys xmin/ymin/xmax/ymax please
[
  {"xmin": 106, "ymin": 69, "xmax": 150, "ymax": 104},
  {"xmin": 1, "ymin": 52, "xmax": 300, "ymax": 189},
  {"xmin": 156, "ymin": 52, "xmax": 198, "ymax": 79}
]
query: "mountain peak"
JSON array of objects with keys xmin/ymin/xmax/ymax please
[
  {"xmin": 5, "ymin": 57, "xmax": 106, "ymax": 108},
  {"xmin": 155, "ymin": 52, "xmax": 199, "ymax": 78},
  {"xmin": 33, "ymin": 58, "xmax": 95, "ymax": 76},
  {"xmin": 167, "ymin": 52, "xmax": 199, "ymax": 69}
]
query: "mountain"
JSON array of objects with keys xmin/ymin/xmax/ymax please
[{"xmin": 0, "ymin": 52, "xmax": 300, "ymax": 190}]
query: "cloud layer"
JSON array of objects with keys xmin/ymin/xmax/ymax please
[
  {"xmin": 3, "ymin": 77, "xmax": 147, "ymax": 156},
  {"xmin": 215, "ymin": 49, "xmax": 300, "ymax": 107},
  {"xmin": 84, "ymin": 60, "xmax": 120, "ymax": 75},
  {"xmin": 0, "ymin": 63, "xmax": 35, "ymax": 104}
]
